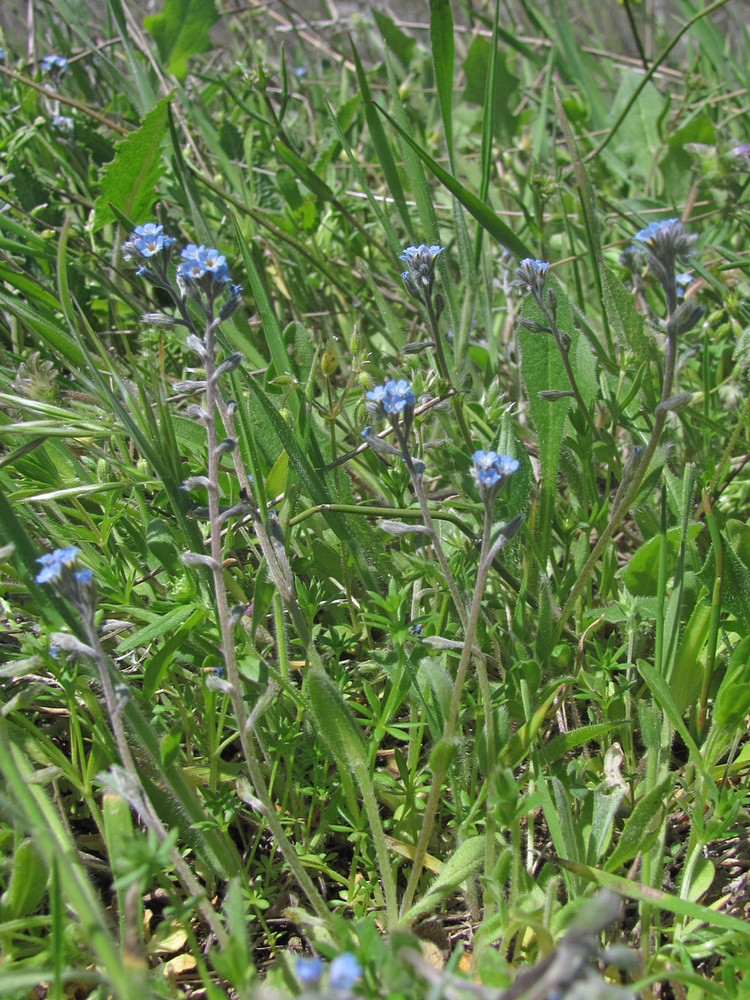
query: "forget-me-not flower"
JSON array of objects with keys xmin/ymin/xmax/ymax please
[
  {"xmin": 41, "ymin": 54, "xmax": 68, "ymax": 75},
  {"xmin": 512, "ymin": 258, "xmax": 550, "ymax": 300},
  {"xmin": 366, "ymin": 379, "xmax": 415, "ymax": 416},
  {"xmin": 132, "ymin": 222, "xmax": 174, "ymax": 257},
  {"xmin": 400, "ymin": 243, "xmax": 444, "ymax": 301},
  {"xmin": 295, "ymin": 956, "xmax": 323, "ymax": 986},
  {"xmin": 328, "ymin": 952, "xmax": 362, "ymax": 990},
  {"xmin": 471, "ymin": 450, "xmax": 519, "ymax": 490},
  {"xmin": 35, "ymin": 546, "xmax": 91, "ymax": 586}
]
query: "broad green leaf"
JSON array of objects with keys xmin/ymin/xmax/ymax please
[
  {"xmin": 350, "ymin": 40, "xmax": 412, "ymax": 235},
  {"xmin": 308, "ymin": 667, "xmax": 369, "ymax": 777},
  {"xmin": 92, "ymin": 95, "xmax": 172, "ymax": 231},
  {"xmin": 462, "ymin": 35, "xmax": 520, "ymax": 146},
  {"xmin": 621, "ymin": 525, "xmax": 702, "ymax": 597},
  {"xmin": 517, "ymin": 284, "xmax": 572, "ymax": 556},
  {"xmin": 588, "ymin": 783, "xmax": 628, "ymax": 864},
  {"xmin": 143, "ymin": 0, "xmax": 219, "ymax": 79}
]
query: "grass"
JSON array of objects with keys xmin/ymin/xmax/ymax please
[{"xmin": 1, "ymin": 0, "xmax": 750, "ymax": 997}]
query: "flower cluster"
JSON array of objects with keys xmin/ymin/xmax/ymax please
[
  {"xmin": 52, "ymin": 114, "xmax": 74, "ymax": 133},
  {"xmin": 366, "ymin": 379, "xmax": 415, "ymax": 415},
  {"xmin": 41, "ymin": 54, "xmax": 68, "ymax": 76},
  {"xmin": 122, "ymin": 224, "xmax": 242, "ymax": 317},
  {"xmin": 178, "ymin": 243, "xmax": 231, "ymax": 283},
  {"xmin": 512, "ymin": 258, "xmax": 550, "ymax": 300},
  {"xmin": 400, "ymin": 243, "xmax": 444, "ymax": 302},
  {"xmin": 295, "ymin": 952, "xmax": 361, "ymax": 993},
  {"xmin": 35, "ymin": 547, "xmax": 93, "ymax": 612},
  {"xmin": 132, "ymin": 222, "xmax": 174, "ymax": 258},
  {"xmin": 471, "ymin": 450, "xmax": 519, "ymax": 489},
  {"xmin": 631, "ymin": 217, "xmax": 697, "ymax": 307}
]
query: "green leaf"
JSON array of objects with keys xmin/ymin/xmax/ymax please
[
  {"xmin": 605, "ymin": 778, "xmax": 672, "ymax": 872},
  {"xmin": 601, "ymin": 264, "xmax": 658, "ymax": 360},
  {"xmin": 517, "ymin": 285, "xmax": 572, "ymax": 555},
  {"xmin": 0, "ymin": 839, "xmax": 48, "ymax": 920},
  {"xmin": 430, "ymin": 0, "xmax": 455, "ymax": 169},
  {"xmin": 92, "ymin": 95, "xmax": 172, "ymax": 231},
  {"xmin": 350, "ymin": 41, "xmax": 412, "ymax": 236},
  {"xmin": 621, "ymin": 525, "xmax": 703, "ymax": 597},
  {"xmin": 143, "ymin": 0, "xmax": 219, "ymax": 79},
  {"xmin": 375, "ymin": 103, "xmax": 532, "ymax": 261},
  {"xmin": 273, "ymin": 139, "xmax": 336, "ymax": 203},
  {"xmin": 462, "ymin": 34, "xmax": 519, "ymax": 145},
  {"xmin": 372, "ymin": 10, "xmax": 414, "ymax": 67},
  {"xmin": 637, "ymin": 660, "xmax": 711, "ymax": 784},
  {"xmin": 400, "ymin": 835, "xmax": 485, "ymax": 924},
  {"xmin": 308, "ymin": 667, "xmax": 369, "ymax": 778}
]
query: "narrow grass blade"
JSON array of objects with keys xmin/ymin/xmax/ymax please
[
  {"xmin": 374, "ymin": 103, "xmax": 532, "ymax": 260},
  {"xmin": 350, "ymin": 40, "xmax": 412, "ymax": 235},
  {"xmin": 429, "ymin": 0, "xmax": 455, "ymax": 170}
]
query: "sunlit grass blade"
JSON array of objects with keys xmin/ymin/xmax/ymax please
[
  {"xmin": 374, "ymin": 102, "xmax": 532, "ymax": 260},
  {"xmin": 350, "ymin": 39, "xmax": 413, "ymax": 235}
]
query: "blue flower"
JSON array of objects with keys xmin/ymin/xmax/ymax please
[
  {"xmin": 365, "ymin": 384, "xmax": 387, "ymax": 405},
  {"xmin": 633, "ymin": 218, "xmax": 679, "ymax": 246},
  {"xmin": 382, "ymin": 378, "xmax": 414, "ymax": 414},
  {"xmin": 471, "ymin": 450, "xmax": 519, "ymax": 488},
  {"xmin": 399, "ymin": 243, "xmax": 445, "ymax": 301},
  {"xmin": 202, "ymin": 247, "xmax": 226, "ymax": 273},
  {"xmin": 35, "ymin": 546, "xmax": 80, "ymax": 584},
  {"xmin": 399, "ymin": 243, "xmax": 444, "ymax": 262},
  {"xmin": 675, "ymin": 272, "xmax": 693, "ymax": 298},
  {"xmin": 512, "ymin": 258, "xmax": 550, "ymax": 297},
  {"xmin": 631, "ymin": 218, "xmax": 697, "ymax": 300},
  {"xmin": 328, "ymin": 952, "xmax": 361, "ymax": 990},
  {"xmin": 366, "ymin": 379, "xmax": 415, "ymax": 416},
  {"xmin": 296, "ymin": 956, "xmax": 323, "ymax": 985},
  {"xmin": 178, "ymin": 243, "xmax": 232, "ymax": 284},
  {"xmin": 41, "ymin": 54, "xmax": 68, "ymax": 74},
  {"xmin": 0, "ymin": 48, "xmax": 5, "ymax": 61},
  {"xmin": 131, "ymin": 222, "xmax": 174, "ymax": 258},
  {"xmin": 179, "ymin": 258, "xmax": 207, "ymax": 279},
  {"xmin": 51, "ymin": 114, "xmax": 74, "ymax": 132}
]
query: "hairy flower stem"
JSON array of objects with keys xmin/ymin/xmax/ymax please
[
  {"xmin": 554, "ymin": 313, "xmax": 680, "ymax": 644},
  {"xmin": 217, "ymin": 374, "xmax": 398, "ymax": 926},
  {"xmin": 399, "ymin": 510, "xmax": 510, "ymax": 920},
  {"xmin": 78, "ymin": 608, "xmax": 229, "ymax": 947},
  {"xmin": 424, "ymin": 295, "xmax": 473, "ymax": 452},
  {"xmin": 538, "ymin": 301, "xmax": 597, "ymax": 438},
  {"xmin": 399, "ymin": 441, "xmax": 469, "ymax": 633},
  {"xmin": 202, "ymin": 325, "xmax": 334, "ymax": 928}
]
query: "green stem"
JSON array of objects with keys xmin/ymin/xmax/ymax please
[
  {"xmin": 554, "ymin": 318, "xmax": 679, "ymax": 643},
  {"xmin": 399, "ymin": 503, "xmax": 499, "ymax": 920},
  {"xmin": 204, "ymin": 325, "xmax": 334, "ymax": 928},
  {"xmin": 698, "ymin": 492, "xmax": 723, "ymax": 737},
  {"xmin": 425, "ymin": 294, "xmax": 473, "ymax": 452}
]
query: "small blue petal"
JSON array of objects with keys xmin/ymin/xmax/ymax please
[
  {"xmin": 328, "ymin": 952, "xmax": 361, "ymax": 990},
  {"xmin": 296, "ymin": 956, "xmax": 323, "ymax": 984}
]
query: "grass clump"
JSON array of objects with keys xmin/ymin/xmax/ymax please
[{"xmin": 1, "ymin": 1, "xmax": 750, "ymax": 998}]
